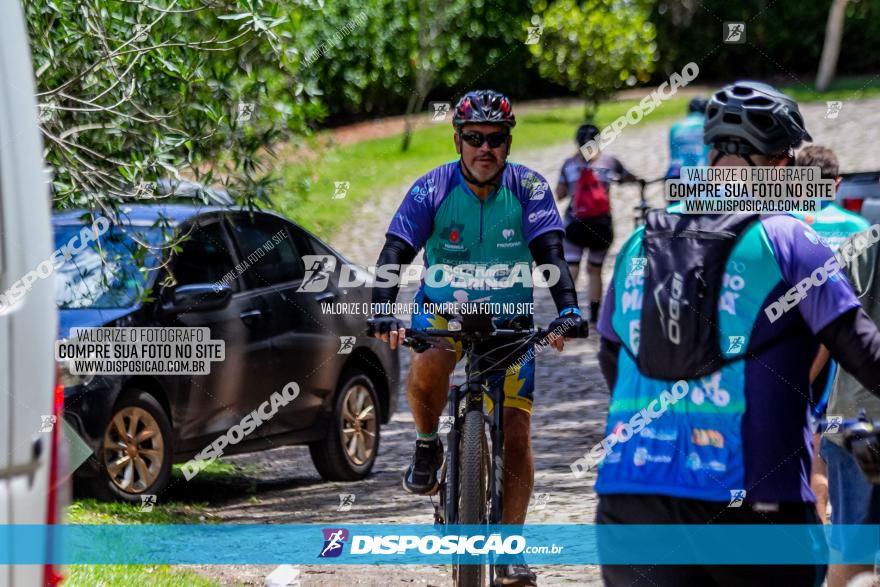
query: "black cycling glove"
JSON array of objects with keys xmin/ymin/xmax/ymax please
[
  {"xmin": 366, "ymin": 315, "xmax": 405, "ymax": 337},
  {"xmin": 547, "ymin": 311, "xmax": 589, "ymax": 340}
]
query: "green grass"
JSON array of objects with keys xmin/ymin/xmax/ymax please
[
  {"xmin": 67, "ymin": 498, "xmax": 218, "ymax": 525},
  {"xmin": 64, "ymin": 460, "xmax": 249, "ymax": 586},
  {"xmin": 65, "ymin": 564, "xmax": 226, "ymax": 587},
  {"xmin": 782, "ymin": 74, "xmax": 880, "ymax": 103},
  {"xmin": 273, "ymin": 95, "xmax": 691, "ymax": 240}
]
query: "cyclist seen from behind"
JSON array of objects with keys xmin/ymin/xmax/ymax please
[
  {"xmin": 370, "ymin": 90, "xmax": 586, "ymax": 587},
  {"xmin": 594, "ymin": 80, "xmax": 880, "ymax": 586},
  {"xmin": 555, "ymin": 123, "xmax": 638, "ymax": 324},
  {"xmin": 792, "ymin": 146, "xmax": 870, "ymax": 526},
  {"xmin": 665, "ymin": 96, "xmax": 710, "ymax": 179}
]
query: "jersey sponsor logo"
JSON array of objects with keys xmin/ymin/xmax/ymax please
[
  {"xmin": 410, "ymin": 177, "xmax": 436, "ymax": 203},
  {"xmin": 527, "ymin": 209, "xmax": 552, "ymax": 223},
  {"xmin": 690, "ymin": 372, "xmax": 731, "ymax": 408},
  {"xmin": 685, "ymin": 452, "xmax": 727, "ymax": 472},
  {"xmin": 439, "ymin": 221, "xmax": 467, "ymax": 252},
  {"xmin": 691, "ymin": 428, "xmax": 725, "ymax": 448},
  {"xmin": 521, "ymin": 172, "xmax": 548, "ymax": 200},
  {"xmin": 633, "ymin": 447, "xmax": 673, "ymax": 467},
  {"xmin": 497, "ymin": 227, "xmax": 523, "ymax": 249}
]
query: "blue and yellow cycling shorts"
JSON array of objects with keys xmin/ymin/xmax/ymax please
[{"xmin": 410, "ymin": 294, "xmax": 536, "ymax": 415}]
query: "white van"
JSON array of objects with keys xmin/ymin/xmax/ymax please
[{"xmin": 0, "ymin": 2, "xmax": 67, "ymax": 586}]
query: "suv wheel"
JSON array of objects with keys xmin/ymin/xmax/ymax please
[
  {"xmin": 309, "ymin": 370, "xmax": 380, "ymax": 480},
  {"xmin": 90, "ymin": 389, "xmax": 173, "ymax": 502}
]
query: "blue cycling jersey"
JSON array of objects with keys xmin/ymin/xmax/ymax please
[
  {"xmin": 386, "ymin": 161, "xmax": 563, "ymax": 310},
  {"xmin": 667, "ymin": 113, "xmax": 710, "ymax": 177},
  {"xmin": 597, "ymin": 214, "xmax": 860, "ymax": 503}
]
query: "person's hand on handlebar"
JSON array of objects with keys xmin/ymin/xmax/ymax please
[
  {"xmin": 367, "ymin": 315, "xmax": 406, "ymax": 350},
  {"xmin": 546, "ymin": 308, "xmax": 588, "ymax": 351}
]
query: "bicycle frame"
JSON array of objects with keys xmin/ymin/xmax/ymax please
[{"xmin": 442, "ymin": 341, "xmax": 506, "ymax": 527}]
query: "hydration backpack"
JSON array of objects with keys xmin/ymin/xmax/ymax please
[
  {"xmin": 572, "ymin": 167, "xmax": 610, "ymax": 219},
  {"xmin": 637, "ymin": 210, "xmax": 760, "ymax": 379}
]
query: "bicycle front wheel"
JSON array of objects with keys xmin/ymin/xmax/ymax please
[{"xmin": 454, "ymin": 408, "xmax": 487, "ymax": 586}]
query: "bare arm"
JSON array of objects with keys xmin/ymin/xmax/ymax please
[{"xmin": 555, "ymin": 180, "xmax": 567, "ymax": 201}]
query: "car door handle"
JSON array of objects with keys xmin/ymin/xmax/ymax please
[
  {"xmin": 314, "ymin": 292, "xmax": 336, "ymax": 303},
  {"xmin": 239, "ymin": 309, "xmax": 263, "ymax": 326}
]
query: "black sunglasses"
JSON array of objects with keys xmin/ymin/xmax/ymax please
[{"xmin": 459, "ymin": 130, "xmax": 509, "ymax": 149}]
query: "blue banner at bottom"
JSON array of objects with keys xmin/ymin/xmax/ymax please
[{"xmin": 6, "ymin": 524, "xmax": 880, "ymax": 564}]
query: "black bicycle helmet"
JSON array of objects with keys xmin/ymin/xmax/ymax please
[
  {"xmin": 452, "ymin": 90, "xmax": 516, "ymax": 129},
  {"xmin": 704, "ymin": 81, "xmax": 812, "ymax": 156},
  {"xmin": 688, "ymin": 97, "xmax": 708, "ymax": 114},
  {"xmin": 576, "ymin": 123, "xmax": 600, "ymax": 147}
]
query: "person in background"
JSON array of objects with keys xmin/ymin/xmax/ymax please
[
  {"xmin": 555, "ymin": 123, "xmax": 638, "ymax": 323},
  {"xmin": 795, "ymin": 146, "xmax": 870, "ymax": 529},
  {"xmin": 816, "ymin": 225, "xmax": 880, "ymax": 587},
  {"xmin": 665, "ymin": 96, "xmax": 710, "ymax": 179}
]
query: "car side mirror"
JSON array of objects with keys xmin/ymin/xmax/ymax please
[{"xmin": 159, "ymin": 283, "xmax": 231, "ymax": 315}]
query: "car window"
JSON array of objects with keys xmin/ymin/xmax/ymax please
[
  {"xmin": 229, "ymin": 215, "xmax": 304, "ymax": 288},
  {"xmin": 54, "ymin": 223, "xmax": 165, "ymax": 309},
  {"xmin": 171, "ymin": 220, "xmax": 238, "ymax": 290}
]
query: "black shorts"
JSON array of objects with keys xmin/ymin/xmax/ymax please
[
  {"xmin": 596, "ymin": 494, "xmax": 827, "ymax": 587},
  {"xmin": 564, "ymin": 214, "xmax": 613, "ymax": 266}
]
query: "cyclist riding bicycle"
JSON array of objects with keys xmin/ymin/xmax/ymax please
[
  {"xmin": 369, "ymin": 90, "xmax": 586, "ymax": 587},
  {"xmin": 593, "ymin": 80, "xmax": 880, "ymax": 587},
  {"xmin": 555, "ymin": 123, "xmax": 638, "ymax": 324},
  {"xmin": 665, "ymin": 96, "xmax": 710, "ymax": 179}
]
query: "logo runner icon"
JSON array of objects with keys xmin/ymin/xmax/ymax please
[
  {"xmin": 298, "ymin": 255, "xmax": 337, "ymax": 293},
  {"xmin": 318, "ymin": 528, "xmax": 349, "ymax": 558}
]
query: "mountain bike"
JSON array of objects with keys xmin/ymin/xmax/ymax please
[{"xmin": 400, "ymin": 316, "xmax": 556, "ymax": 587}]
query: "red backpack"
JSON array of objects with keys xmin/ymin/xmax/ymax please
[{"xmin": 572, "ymin": 166, "xmax": 610, "ymax": 219}]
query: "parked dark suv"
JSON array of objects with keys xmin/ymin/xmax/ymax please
[{"xmin": 55, "ymin": 204, "xmax": 399, "ymax": 501}]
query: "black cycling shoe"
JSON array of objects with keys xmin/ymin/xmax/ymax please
[
  {"xmin": 402, "ymin": 438, "xmax": 443, "ymax": 495},
  {"xmin": 494, "ymin": 558, "xmax": 537, "ymax": 586}
]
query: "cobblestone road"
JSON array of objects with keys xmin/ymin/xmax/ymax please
[{"xmin": 185, "ymin": 97, "xmax": 880, "ymax": 586}]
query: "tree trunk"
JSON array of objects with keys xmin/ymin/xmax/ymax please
[
  {"xmin": 400, "ymin": 91, "xmax": 420, "ymax": 153},
  {"xmin": 400, "ymin": 70, "xmax": 434, "ymax": 152},
  {"xmin": 816, "ymin": 0, "xmax": 849, "ymax": 92}
]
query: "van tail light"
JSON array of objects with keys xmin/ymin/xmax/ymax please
[
  {"xmin": 43, "ymin": 369, "xmax": 67, "ymax": 586},
  {"xmin": 843, "ymin": 198, "xmax": 864, "ymax": 214}
]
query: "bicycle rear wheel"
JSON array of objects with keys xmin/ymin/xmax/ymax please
[{"xmin": 454, "ymin": 408, "xmax": 487, "ymax": 587}]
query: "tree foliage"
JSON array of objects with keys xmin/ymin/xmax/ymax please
[
  {"xmin": 529, "ymin": 0, "xmax": 658, "ymax": 112},
  {"xmin": 25, "ymin": 0, "xmax": 325, "ymax": 211}
]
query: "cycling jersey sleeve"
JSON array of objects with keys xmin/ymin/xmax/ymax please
[
  {"xmin": 371, "ymin": 234, "xmax": 417, "ymax": 308},
  {"xmin": 386, "ymin": 166, "xmax": 451, "ymax": 251},
  {"xmin": 527, "ymin": 231, "xmax": 578, "ymax": 313},
  {"xmin": 597, "ymin": 280, "xmax": 621, "ymax": 343},
  {"xmin": 817, "ymin": 307, "xmax": 880, "ymax": 397},
  {"xmin": 762, "ymin": 215, "xmax": 861, "ymax": 333},
  {"xmin": 514, "ymin": 166, "xmax": 564, "ymax": 242}
]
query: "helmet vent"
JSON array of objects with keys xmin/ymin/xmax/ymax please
[
  {"xmin": 747, "ymin": 111, "xmax": 776, "ymax": 130},
  {"xmin": 745, "ymin": 96, "xmax": 773, "ymax": 107},
  {"xmin": 732, "ymin": 86, "xmax": 753, "ymax": 96},
  {"xmin": 722, "ymin": 112, "xmax": 742, "ymax": 124}
]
